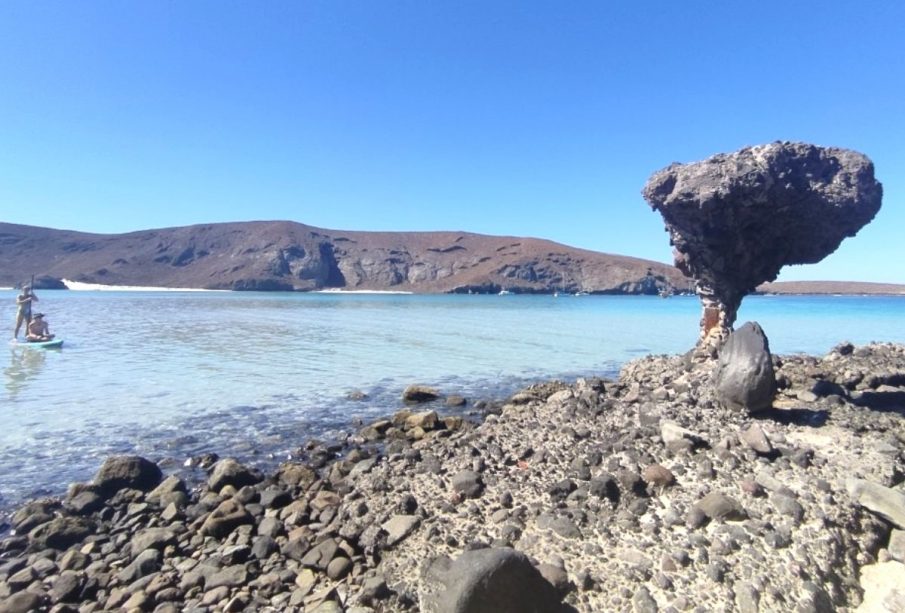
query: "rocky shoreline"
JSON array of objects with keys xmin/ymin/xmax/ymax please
[{"xmin": 2, "ymin": 342, "xmax": 904, "ymax": 612}]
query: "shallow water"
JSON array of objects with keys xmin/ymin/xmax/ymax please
[{"xmin": 1, "ymin": 290, "xmax": 904, "ymax": 511}]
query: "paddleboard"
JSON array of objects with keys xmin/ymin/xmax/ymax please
[{"xmin": 14, "ymin": 339, "xmax": 64, "ymax": 349}]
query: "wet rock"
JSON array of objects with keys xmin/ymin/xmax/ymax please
[
  {"xmin": 446, "ymin": 395, "xmax": 467, "ymax": 407},
  {"xmin": 67, "ymin": 490, "xmax": 104, "ymax": 515},
  {"xmin": 420, "ymin": 548, "xmax": 566, "ymax": 613},
  {"xmin": 406, "ymin": 410, "xmax": 440, "ymax": 431},
  {"xmin": 10, "ymin": 500, "xmax": 58, "ymax": 533},
  {"xmin": 715, "ymin": 323, "xmax": 776, "ymax": 413},
  {"xmin": 277, "ymin": 462, "xmax": 317, "ymax": 488},
  {"xmin": 93, "ymin": 455, "xmax": 162, "ymax": 498},
  {"xmin": 403, "ymin": 385, "xmax": 440, "ymax": 403}
]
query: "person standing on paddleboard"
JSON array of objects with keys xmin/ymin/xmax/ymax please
[{"xmin": 13, "ymin": 285, "xmax": 38, "ymax": 340}]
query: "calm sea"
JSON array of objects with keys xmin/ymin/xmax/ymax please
[{"xmin": 2, "ymin": 290, "xmax": 904, "ymax": 513}]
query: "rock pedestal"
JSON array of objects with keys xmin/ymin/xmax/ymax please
[{"xmin": 714, "ymin": 322, "xmax": 776, "ymax": 413}]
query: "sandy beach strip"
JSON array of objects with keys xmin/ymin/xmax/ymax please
[{"xmin": 61, "ymin": 279, "xmax": 225, "ymax": 292}]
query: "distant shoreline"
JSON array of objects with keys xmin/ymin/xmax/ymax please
[
  {"xmin": 61, "ymin": 279, "xmax": 226, "ymax": 292},
  {"xmin": 313, "ymin": 288, "xmax": 414, "ymax": 295},
  {"xmin": 756, "ymin": 280, "xmax": 905, "ymax": 296}
]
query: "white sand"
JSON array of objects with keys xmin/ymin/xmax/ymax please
[{"xmin": 61, "ymin": 279, "xmax": 223, "ymax": 292}]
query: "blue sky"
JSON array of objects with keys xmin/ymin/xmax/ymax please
[{"xmin": 1, "ymin": 1, "xmax": 903, "ymax": 282}]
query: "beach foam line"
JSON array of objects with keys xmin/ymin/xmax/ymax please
[{"xmin": 62, "ymin": 279, "xmax": 223, "ymax": 292}]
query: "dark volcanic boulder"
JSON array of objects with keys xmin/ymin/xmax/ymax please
[
  {"xmin": 715, "ymin": 322, "xmax": 776, "ymax": 413},
  {"xmin": 420, "ymin": 548, "xmax": 568, "ymax": 613},
  {"xmin": 643, "ymin": 142, "xmax": 882, "ymax": 354},
  {"xmin": 33, "ymin": 275, "xmax": 67, "ymax": 290},
  {"xmin": 403, "ymin": 385, "xmax": 441, "ymax": 403},
  {"xmin": 94, "ymin": 455, "xmax": 162, "ymax": 498}
]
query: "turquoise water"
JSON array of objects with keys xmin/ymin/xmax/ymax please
[{"xmin": 2, "ymin": 290, "xmax": 904, "ymax": 511}]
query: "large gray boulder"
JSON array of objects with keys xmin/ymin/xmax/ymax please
[
  {"xmin": 420, "ymin": 548, "xmax": 568, "ymax": 613},
  {"xmin": 643, "ymin": 142, "xmax": 882, "ymax": 354},
  {"xmin": 93, "ymin": 455, "xmax": 162, "ymax": 498},
  {"xmin": 715, "ymin": 322, "xmax": 776, "ymax": 413}
]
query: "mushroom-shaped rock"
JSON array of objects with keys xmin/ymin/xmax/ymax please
[{"xmin": 643, "ymin": 142, "xmax": 882, "ymax": 354}]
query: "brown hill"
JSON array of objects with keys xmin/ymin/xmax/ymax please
[
  {"xmin": 0, "ymin": 221, "xmax": 693, "ymax": 294},
  {"xmin": 757, "ymin": 280, "xmax": 905, "ymax": 295}
]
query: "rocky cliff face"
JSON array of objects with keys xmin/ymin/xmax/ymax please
[
  {"xmin": 0, "ymin": 221, "xmax": 691, "ymax": 295},
  {"xmin": 643, "ymin": 142, "xmax": 882, "ymax": 353}
]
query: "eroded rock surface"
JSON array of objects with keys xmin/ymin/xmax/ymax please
[
  {"xmin": 643, "ymin": 142, "xmax": 882, "ymax": 353},
  {"xmin": 1, "ymin": 342, "xmax": 903, "ymax": 612}
]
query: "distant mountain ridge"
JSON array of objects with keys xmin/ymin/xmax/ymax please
[
  {"xmin": 756, "ymin": 280, "xmax": 905, "ymax": 295},
  {"xmin": 0, "ymin": 221, "xmax": 693, "ymax": 294}
]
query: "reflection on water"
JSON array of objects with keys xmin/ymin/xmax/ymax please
[{"xmin": 4, "ymin": 345, "xmax": 47, "ymax": 398}]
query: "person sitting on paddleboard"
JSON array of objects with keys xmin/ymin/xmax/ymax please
[
  {"xmin": 25, "ymin": 313, "xmax": 54, "ymax": 343},
  {"xmin": 14, "ymin": 285, "xmax": 38, "ymax": 340}
]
